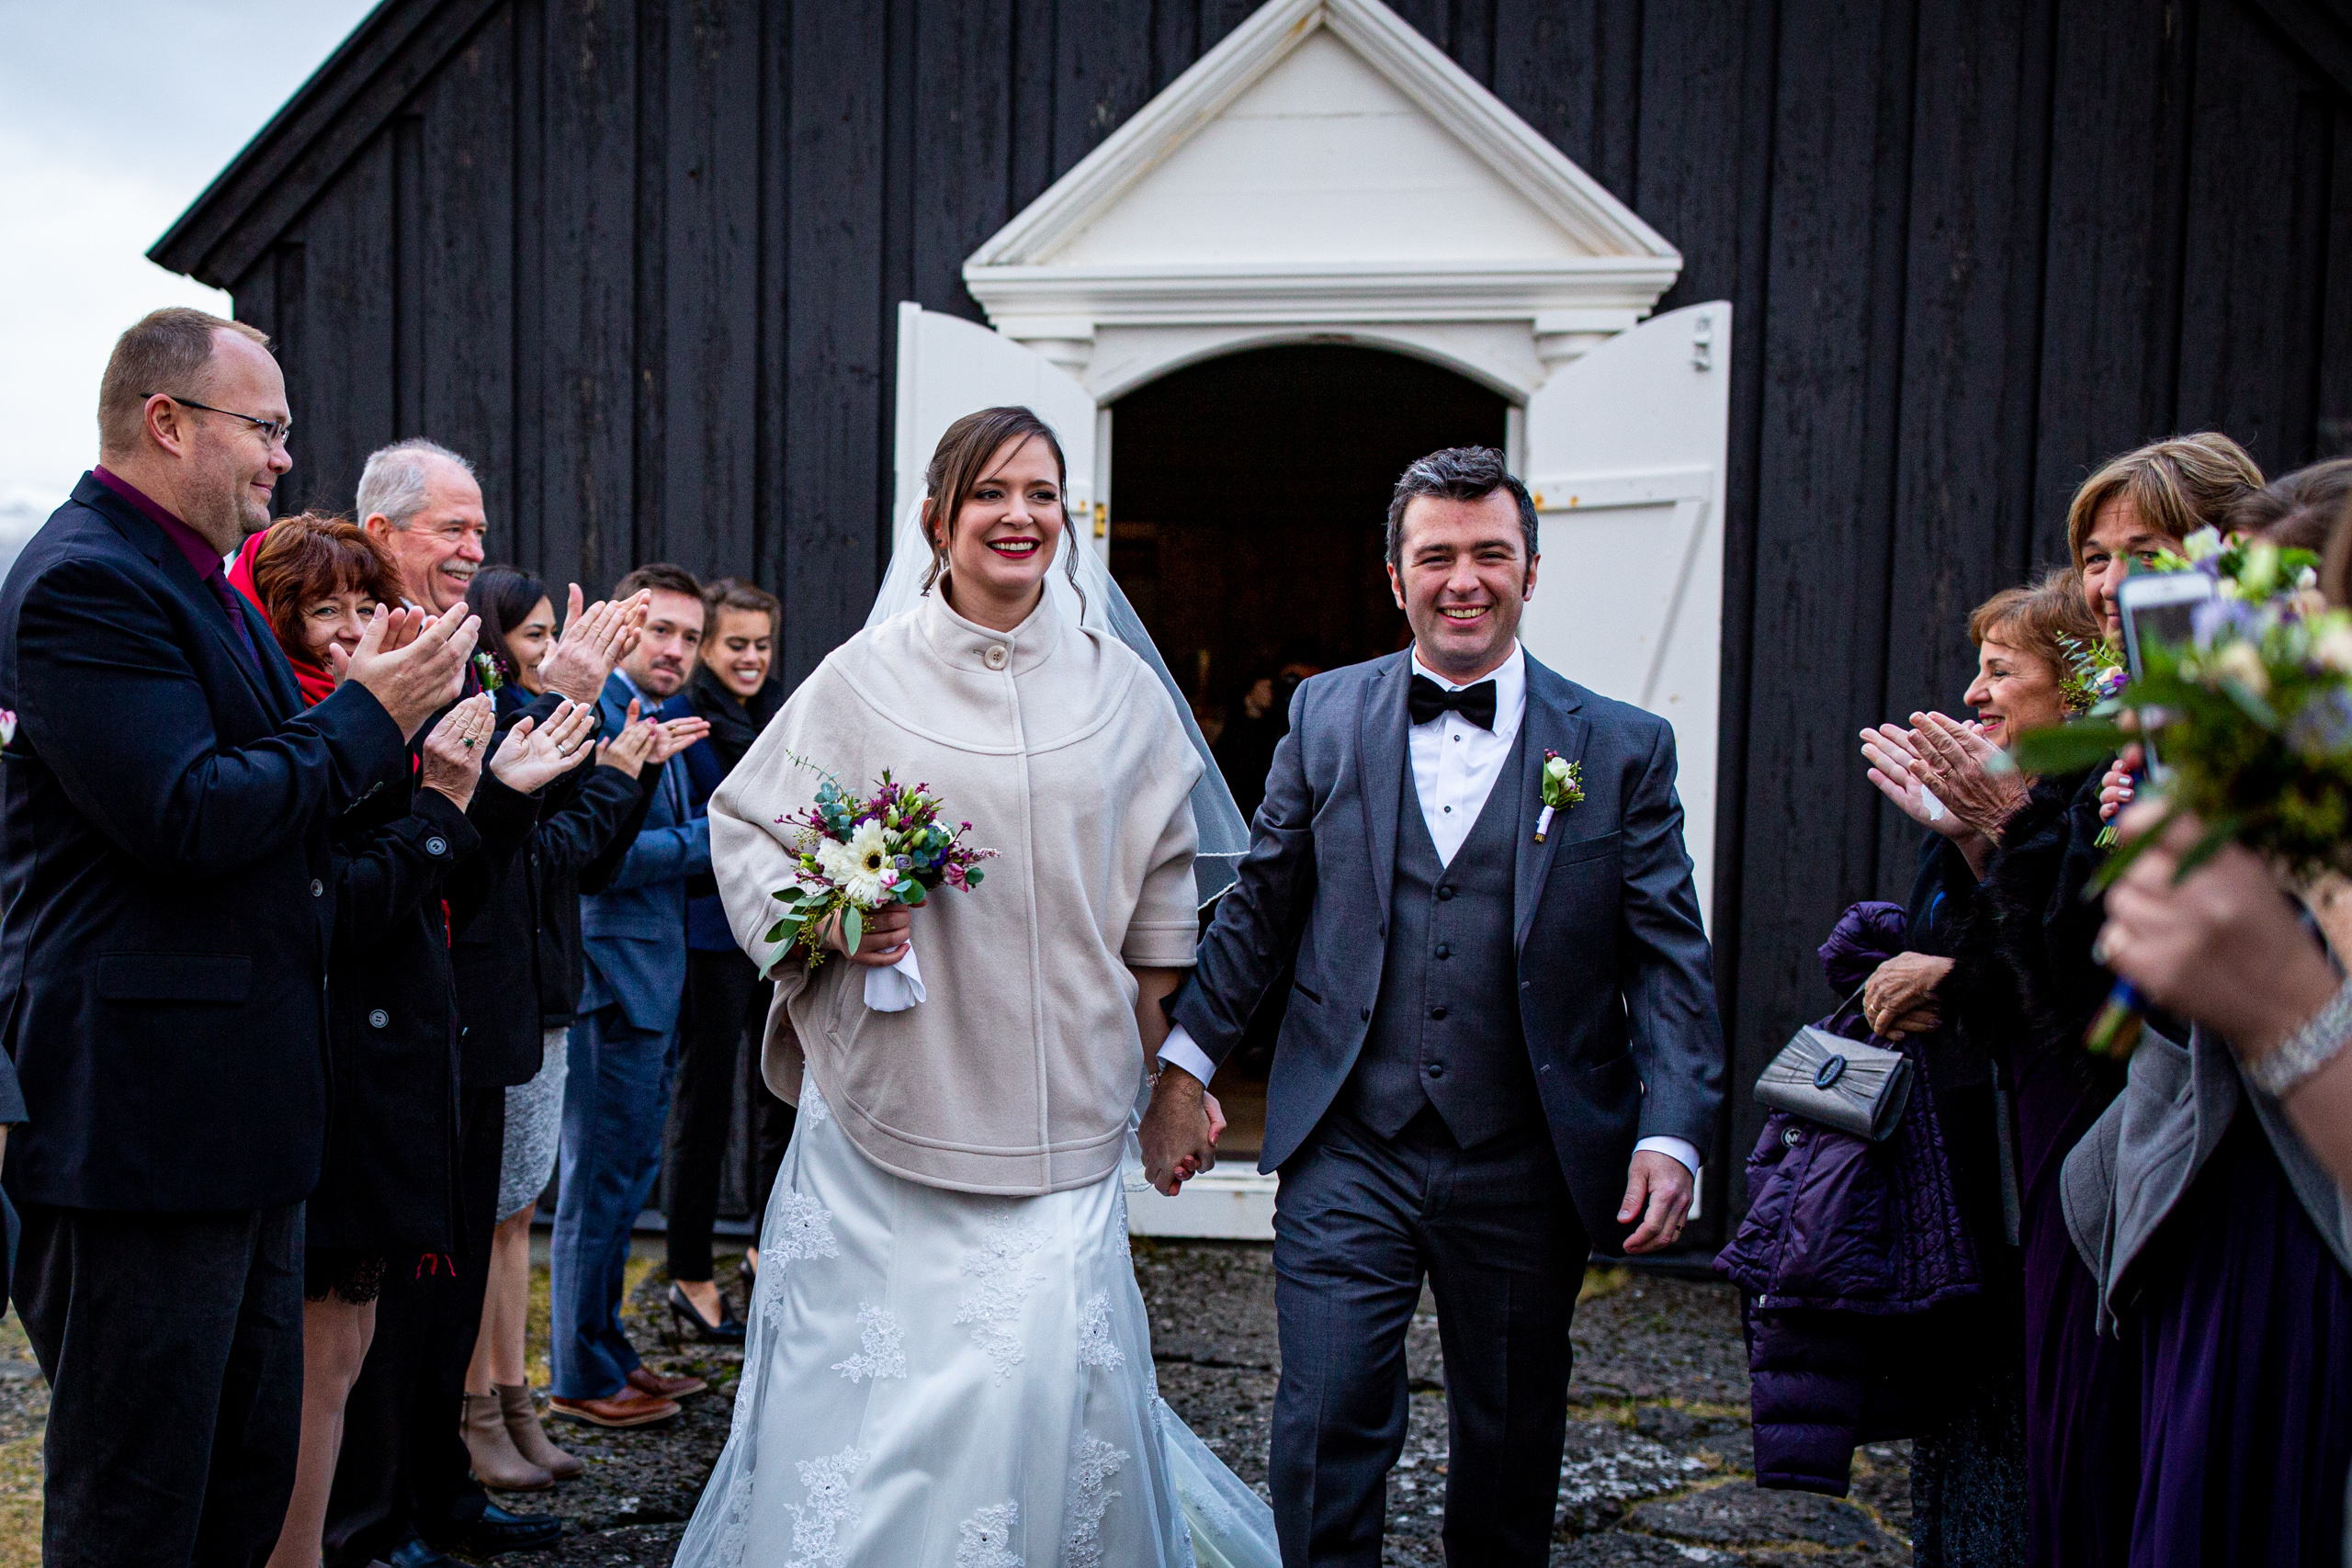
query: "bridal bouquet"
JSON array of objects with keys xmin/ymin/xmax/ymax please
[{"xmin": 765, "ymin": 766, "xmax": 998, "ymax": 969}]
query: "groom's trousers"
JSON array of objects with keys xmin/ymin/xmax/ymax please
[{"xmin": 1271, "ymin": 1104, "xmax": 1589, "ymax": 1567}]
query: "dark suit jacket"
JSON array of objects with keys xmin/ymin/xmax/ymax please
[
  {"xmin": 313, "ymin": 775, "xmax": 533, "ymax": 1252},
  {"xmin": 1171, "ymin": 648, "xmax": 1724, "ymax": 1250},
  {"xmin": 0, "ymin": 475, "xmax": 409, "ymax": 1212}
]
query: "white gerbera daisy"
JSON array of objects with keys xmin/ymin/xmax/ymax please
[{"xmin": 832, "ymin": 819, "xmax": 893, "ymax": 905}]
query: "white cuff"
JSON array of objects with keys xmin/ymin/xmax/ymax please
[
  {"xmin": 1155, "ymin": 1024, "xmax": 1216, "ymax": 1089},
  {"xmin": 1634, "ymin": 1135, "xmax": 1702, "ymax": 1178}
]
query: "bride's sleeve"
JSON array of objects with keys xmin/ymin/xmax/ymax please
[
  {"xmin": 709, "ymin": 669, "xmax": 838, "ymax": 999},
  {"xmin": 1121, "ymin": 710, "xmax": 1204, "ymax": 969}
]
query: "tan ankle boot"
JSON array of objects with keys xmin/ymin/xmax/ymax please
[
  {"xmin": 497, "ymin": 1382, "xmax": 583, "ymax": 1480},
  {"xmin": 463, "ymin": 1391, "xmax": 554, "ymax": 1490}
]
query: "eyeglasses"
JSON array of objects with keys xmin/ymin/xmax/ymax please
[{"xmin": 143, "ymin": 393, "xmax": 293, "ymax": 449}]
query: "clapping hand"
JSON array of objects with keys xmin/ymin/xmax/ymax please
[
  {"xmin": 538, "ymin": 586, "xmax": 651, "ymax": 704},
  {"xmin": 595, "ymin": 699, "xmax": 657, "ymax": 779},
  {"xmin": 647, "ymin": 715, "xmax": 710, "ymax": 766},
  {"xmin": 1906, "ymin": 712, "xmax": 2029, "ymax": 840},
  {"xmin": 420, "ymin": 694, "xmax": 495, "ymax": 810},
  {"xmin": 337, "ymin": 604, "xmax": 481, "ymax": 739},
  {"xmin": 488, "ymin": 698, "xmax": 599, "ymax": 794},
  {"xmin": 1860, "ymin": 723, "xmax": 1965, "ymax": 838}
]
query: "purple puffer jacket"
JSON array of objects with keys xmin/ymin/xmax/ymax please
[{"xmin": 1714, "ymin": 900, "xmax": 1984, "ymax": 1495}]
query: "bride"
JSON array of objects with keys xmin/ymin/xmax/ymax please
[{"xmin": 677, "ymin": 406, "xmax": 1273, "ymax": 1568}]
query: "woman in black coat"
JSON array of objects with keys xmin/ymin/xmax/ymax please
[
  {"xmin": 456, "ymin": 566, "xmax": 695, "ymax": 1486},
  {"xmin": 234, "ymin": 516, "xmax": 599, "ymax": 1568}
]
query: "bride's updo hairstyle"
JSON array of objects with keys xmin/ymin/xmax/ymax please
[{"xmin": 920, "ymin": 405, "xmax": 1080, "ymax": 610}]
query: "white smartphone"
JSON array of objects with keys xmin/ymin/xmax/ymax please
[{"xmin": 2116, "ymin": 571, "xmax": 2214, "ymax": 775}]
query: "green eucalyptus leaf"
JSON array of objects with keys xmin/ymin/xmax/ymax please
[{"xmin": 842, "ymin": 905, "xmax": 863, "ymax": 953}]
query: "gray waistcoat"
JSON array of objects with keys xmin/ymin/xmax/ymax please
[{"xmin": 1339, "ymin": 726, "xmax": 1542, "ymax": 1147}]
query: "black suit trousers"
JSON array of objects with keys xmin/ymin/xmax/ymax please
[
  {"xmin": 665, "ymin": 946, "xmax": 795, "ymax": 1280},
  {"xmin": 1270, "ymin": 1108, "xmax": 1589, "ymax": 1568},
  {"xmin": 14, "ymin": 1201, "xmax": 304, "ymax": 1568},
  {"xmin": 322, "ymin": 1085, "xmax": 505, "ymax": 1564}
]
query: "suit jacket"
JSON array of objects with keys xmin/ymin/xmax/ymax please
[
  {"xmin": 0, "ymin": 475, "xmax": 409, "ymax": 1212},
  {"xmin": 577, "ymin": 674, "xmax": 710, "ymax": 1036},
  {"xmin": 1171, "ymin": 648, "xmax": 1724, "ymax": 1250}
]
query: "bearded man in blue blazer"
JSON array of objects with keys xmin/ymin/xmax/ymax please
[
  {"xmin": 1141, "ymin": 446, "xmax": 1724, "ymax": 1568},
  {"xmin": 548, "ymin": 564, "xmax": 714, "ymax": 1428}
]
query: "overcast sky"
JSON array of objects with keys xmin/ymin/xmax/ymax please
[{"xmin": 0, "ymin": 0, "xmax": 378, "ymax": 553}]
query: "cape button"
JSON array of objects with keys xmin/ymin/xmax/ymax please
[
  {"xmin": 368, "ymin": 1009, "xmax": 390, "ymax": 1030},
  {"xmin": 310, "ymin": 879, "xmax": 324, "ymax": 897},
  {"xmin": 1781, "ymin": 1124, "xmax": 1804, "ymax": 1148},
  {"xmin": 424, "ymin": 836, "xmax": 448, "ymax": 857},
  {"xmin": 982, "ymin": 645, "xmax": 1010, "ymax": 671}
]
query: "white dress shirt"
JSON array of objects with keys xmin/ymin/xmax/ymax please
[{"xmin": 1159, "ymin": 642, "xmax": 1698, "ymax": 1179}]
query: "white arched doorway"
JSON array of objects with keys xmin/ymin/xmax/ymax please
[{"xmin": 890, "ymin": 0, "xmax": 1730, "ymax": 1236}]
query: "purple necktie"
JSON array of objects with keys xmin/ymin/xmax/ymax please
[{"xmin": 203, "ymin": 570, "xmax": 261, "ymax": 667}]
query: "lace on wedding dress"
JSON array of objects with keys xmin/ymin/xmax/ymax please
[
  {"xmin": 955, "ymin": 1214, "xmax": 1049, "ymax": 1382},
  {"xmin": 1063, "ymin": 1435, "xmax": 1128, "ymax": 1568},
  {"xmin": 831, "ymin": 1302, "xmax": 908, "ymax": 1383},
  {"xmin": 954, "ymin": 1501, "xmax": 1023, "ymax": 1568}
]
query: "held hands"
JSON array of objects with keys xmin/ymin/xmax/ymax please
[
  {"xmin": 824, "ymin": 901, "xmax": 912, "ymax": 967},
  {"xmin": 337, "ymin": 604, "xmax": 481, "ymax": 740},
  {"xmin": 1862, "ymin": 951, "xmax": 1951, "ymax": 1040},
  {"xmin": 487, "ymin": 698, "xmax": 599, "ymax": 794},
  {"xmin": 1139, "ymin": 1065, "xmax": 1227, "ymax": 1196},
  {"xmin": 538, "ymin": 586, "xmax": 651, "ymax": 704},
  {"xmin": 1618, "ymin": 1149, "xmax": 1694, "ymax": 1255},
  {"xmin": 419, "ymin": 694, "xmax": 495, "ymax": 811}
]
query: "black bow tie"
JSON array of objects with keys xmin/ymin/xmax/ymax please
[{"xmin": 1408, "ymin": 674, "xmax": 1497, "ymax": 730}]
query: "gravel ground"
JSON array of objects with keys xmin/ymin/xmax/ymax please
[
  {"xmin": 0, "ymin": 1239, "xmax": 1917, "ymax": 1565},
  {"xmin": 505, "ymin": 1241, "xmax": 1913, "ymax": 1566}
]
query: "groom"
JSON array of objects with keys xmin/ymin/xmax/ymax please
[{"xmin": 1141, "ymin": 446, "xmax": 1723, "ymax": 1566}]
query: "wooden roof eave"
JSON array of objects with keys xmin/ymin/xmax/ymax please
[{"xmin": 147, "ymin": 0, "xmax": 503, "ymax": 291}]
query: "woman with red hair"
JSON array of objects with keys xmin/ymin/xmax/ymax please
[{"xmin": 231, "ymin": 513, "xmax": 601, "ymax": 1568}]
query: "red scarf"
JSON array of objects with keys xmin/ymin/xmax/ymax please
[{"xmin": 226, "ymin": 533, "xmax": 336, "ymax": 708}]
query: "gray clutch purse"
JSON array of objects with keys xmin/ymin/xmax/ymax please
[{"xmin": 1753, "ymin": 988, "xmax": 1915, "ymax": 1142}]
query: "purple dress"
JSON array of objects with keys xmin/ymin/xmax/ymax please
[
  {"xmin": 2126, "ymin": 1111, "xmax": 2352, "ymax": 1564},
  {"xmin": 1951, "ymin": 771, "xmax": 2139, "ymax": 1565}
]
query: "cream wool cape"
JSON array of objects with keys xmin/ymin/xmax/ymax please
[{"xmin": 709, "ymin": 585, "xmax": 1203, "ymax": 1196}]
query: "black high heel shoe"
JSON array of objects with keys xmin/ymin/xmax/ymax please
[{"xmin": 668, "ymin": 1282, "xmax": 747, "ymax": 1343}]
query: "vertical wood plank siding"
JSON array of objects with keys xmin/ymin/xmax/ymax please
[{"xmin": 196, "ymin": 0, "xmax": 2352, "ymax": 1229}]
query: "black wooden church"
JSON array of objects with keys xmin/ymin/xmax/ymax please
[{"xmin": 153, "ymin": 0, "xmax": 2352, "ymax": 1232}]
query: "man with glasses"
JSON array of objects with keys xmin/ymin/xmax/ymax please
[{"xmin": 0, "ymin": 306, "xmax": 476, "ymax": 1566}]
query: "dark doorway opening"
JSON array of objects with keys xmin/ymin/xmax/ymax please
[{"xmin": 1110, "ymin": 344, "xmax": 1509, "ymax": 1157}]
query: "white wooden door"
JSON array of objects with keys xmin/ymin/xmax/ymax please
[
  {"xmin": 891, "ymin": 302, "xmax": 1098, "ymax": 543},
  {"xmin": 1515, "ymin": 300, "xmax": 1731, "ymax": 921}
]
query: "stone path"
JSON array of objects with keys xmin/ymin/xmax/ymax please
[
  {"xmin": 0, "ymin": 1239, "xmax": 1917, "ymax": 1565},
  {"xmin": 523, "ymin": 1241, "xmax": 1914, "ymax": 1565}
]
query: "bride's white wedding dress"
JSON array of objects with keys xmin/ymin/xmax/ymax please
[{"xmin": 669, "ymin": 1076, "xmax": 1278, "ymax": 1568}]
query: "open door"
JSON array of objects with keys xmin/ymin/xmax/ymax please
[
  {"xmin": 1515, "ymin": 300, "xmax": 1731, "ymax": 921},
  {"xmin": 892, "ymin": 303, "xmax": 1097, "ymax": 539}
]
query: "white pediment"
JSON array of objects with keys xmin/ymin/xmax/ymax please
[{"xmin": 963, "ymin": 0, "xmax": 1681, "ymax": 396}]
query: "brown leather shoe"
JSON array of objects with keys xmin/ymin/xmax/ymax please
[
  {"xmin": 627, "ymin": 1365, "xmax": 707, "ymax": 1401},
  {"xmin": 547, "ymin": 1384, "xmax": 680, "ymax": 1427}
]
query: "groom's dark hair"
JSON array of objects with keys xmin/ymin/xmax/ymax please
[{"xmin": 1385, "ymin": 446, "xmax": 1539, "ymax": 570}]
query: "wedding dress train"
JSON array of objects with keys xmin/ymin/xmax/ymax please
[{"xmin": 670, "ymin": 1077, "xmax": 1279, "ymax": 1568}]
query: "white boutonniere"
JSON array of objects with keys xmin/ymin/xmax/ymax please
[
  {"xmin": 1535, "ymin": 750, "xmax": 1583, "ymax": 842},
  {"xmin": 0, "ymin": 709, "xmax": 16, "ymax": 748}
]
